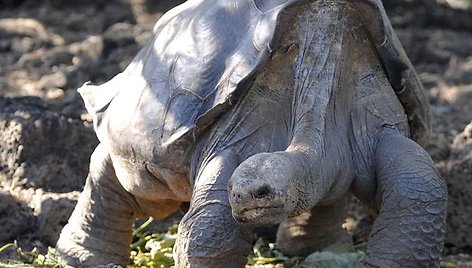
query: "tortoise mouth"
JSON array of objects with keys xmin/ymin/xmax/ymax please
[{"xmin": 232, "ymin": 205, "xmax": 287, "ymax": 226}]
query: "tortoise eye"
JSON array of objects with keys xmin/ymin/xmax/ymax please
[{"xmin": 253, "ymin": 184, "xmax": 273, "ymax": 199}]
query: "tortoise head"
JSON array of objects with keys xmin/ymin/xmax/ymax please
[{"xmin": 228, "ymin": 153, "xmax": 299, "ymax": 226}]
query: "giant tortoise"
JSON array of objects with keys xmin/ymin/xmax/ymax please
[{"xmin": 56, "ymin": 0, "xmax": 447, "ymax": 267}]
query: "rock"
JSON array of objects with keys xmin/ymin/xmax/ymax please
[
  {"xmin": 0, "ymin": 96, "xmax": 91, "ymax": 246},
  {"xmin": 0, "ymin": 187, "xmax": 80, "ymax": 247},
  {"xmin": 0, "ymin": 18, "xmax": 49, "ymax": 41},
  {"xmin": 38, "ymin": 71, "xmax": 67, "ymax": 90},
  {"xmin": 0, "ymin": 96, "xmax": 98, "ymax": 192},
  {"xmin": 426, "ymin": 131, "xmax": 451, "ymax": 163},
  {"xmin": 444, "ymin": 57, "xmax": 472, "ymax": 86},
  {"xmin": 41, "ymin": 47, "xmax": 74, "ymax": 68},
  {"xmin": 10, "ymin": 36, "xmax": 36, "ymax": 53},
  {"xmin": 0, "ymin": 191, "xmax": 35, "ymax": 242},
  {"xmin": 444, "ymin": 122, "xmax": 472, "ymax": 249},
  {"xmin": 32, "ymin": 190, "xmax": 80, "ymax": 245},
  {"xmin": 343, "ymin": 196, "xmax": 376, "ymax": 245},
  {"xmin": 103, "ymin": 23, "xmax": 136, "ymax": 53}
]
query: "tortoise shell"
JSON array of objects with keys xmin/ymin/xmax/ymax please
[
  {"xmin": 351, "ymin": 0, "xmax": 431, "ymax": 145},
  {"xmin": 79, "ymin": 0, "xmax": 298, "ymax": 159},
  {"xmin": 79, "ymin": 0, "xmax": 430, "ymax": 160}
]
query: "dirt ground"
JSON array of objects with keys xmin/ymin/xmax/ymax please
[{"xmin": 0, "ymin": 0, "xmax": 471, "ymax": 266}]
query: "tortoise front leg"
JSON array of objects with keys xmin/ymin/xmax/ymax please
[
  {"xmin": 360, "ymin": 128, "xmax": 447, "ymax": 267},
  {"xmin": 56, "ymin": 144, "xmax": 143, "ymax": 267},
  {"xmin": 174, "ymin": 150, "xmax": 252, "ymax": 268}
]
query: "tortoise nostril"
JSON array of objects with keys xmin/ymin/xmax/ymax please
[
  {"xmin": 232, "ymin": 192, "xmax": 242, "ymax": 200},
  {"xmin": 253, "ymin": 184, "xmax": 272, "ymax": 199}
]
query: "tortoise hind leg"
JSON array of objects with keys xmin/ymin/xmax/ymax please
[
  {"xmin": 56, "ymin": 144, "xmax": 143, "ymax": 267},
  {"xmin": 276, "ymin": 195, "xmax": 351, "ymax": 257},
  {"xmin": 359, "ymin": 128, "xmax": 447, "ymax": 267}
]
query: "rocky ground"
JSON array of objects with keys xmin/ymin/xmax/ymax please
[{"xmin": 0, "ymin": 0, "xmax": 471, "ymax": 267}]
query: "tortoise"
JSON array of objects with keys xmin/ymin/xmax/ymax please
[{"xmin": 56, "ymin": 0, "xmax": 447, "ymax": 267}]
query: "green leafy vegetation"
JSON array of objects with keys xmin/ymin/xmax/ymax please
[
  {"xmin": 0, "ymin": 217, "xmax": 364, "ymax": 268},
  {"xmin": 247, "ymin": 239, "xmax": 363, "ymax": 268},
  {"xmin": 301, "ymin": 243, "xmax": 363, "ymax": 268},
  {"xmin": 129, "ymin": 217, "xmax": 177, "ymax": 268},
  {"xmin": 0, "ymin": 243, "xmax": 61, "ymax": 268}
]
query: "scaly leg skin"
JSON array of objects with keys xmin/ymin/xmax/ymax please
[
  {"xmin": 359, "ymin": 128, "xmax": 447, "ymax": 268},
  {"xmin": 276, "ymin": 196, "xmax": 350, "ymax": 257},
  {"xmin": 174, "ymin": 150, "xmax": 252, "ymax": 268},
  {"xmin": 56, "ymin": 144, "xmax": 143, "ymax": 267}
]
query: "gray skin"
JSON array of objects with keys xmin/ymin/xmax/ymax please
[{"xmin": 56, "ymin": 0, "xmax": 447, "ymax": 267}]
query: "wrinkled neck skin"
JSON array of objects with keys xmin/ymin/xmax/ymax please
[
  {"xmin": 285, "ymin": 83, "xmax": 354, "ymax": 214},
  {"xmin": 285, "ymin": 138, "xmax": 348, "ymax": 213},
  {"xmin": 283, "ymin": 1, "xmax": 356, "ymax": 213}
]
